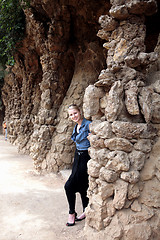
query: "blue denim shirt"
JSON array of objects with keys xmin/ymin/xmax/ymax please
[{"xmin": 71, "ymin": 118, "xmax": 91, "ymax": 150}]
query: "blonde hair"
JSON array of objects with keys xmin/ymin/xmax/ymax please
[{"xmin": 68, "ymin": 104, "xmax": 80, "ymax": 112}]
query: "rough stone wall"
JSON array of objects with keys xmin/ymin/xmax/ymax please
[
  {"xmin": 83, "ymin": 0, "xmax": 160, "ymax": 239},
  {"xmin": 2, "ymin": 0, "xmax": 110, "ymax": 171}
]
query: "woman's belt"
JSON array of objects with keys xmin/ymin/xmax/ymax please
[{"xmin": 76, "ymin": 149, "xmax": 88, "ymax": 155}]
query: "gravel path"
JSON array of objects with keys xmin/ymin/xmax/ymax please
[{"xmin": 0, "ymin": 136, "xmax": 86, "ymax": 240}]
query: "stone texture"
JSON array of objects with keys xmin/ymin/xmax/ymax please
[
  {"xmin": 120, "ymin": 170, "xmax": 140, "ymax": 184},
  {"xmin": 97, "ymin": 180, "xmax": 114, "ymax": 200},
  {"xmin": 104, "ymin": 137, "xmax": 133, "ymax": 152},
  {"xmin": 105, "ymin": 81, "xmax": 123, "ymax": 122},
  {"xmin": 139, "ymin": 178, "xmax": 160, "ymax": 208},
  {"xmin": 83, "ymin": 85, "xmax": 105, "ymax": 119},
  {"xmin": 89, "ymin": 121, "xmax": 112, "ymax": 139},
  {"xmin": 87, "ymin": 159, "xmax": 101, "ymax": 178},
  {"xmin": 123, "ymin": 222, "xmax": 152, "ymax": 240},
  {"xmin": 124, "ymin": 80, "xmax": 139, "ymax": 115},
  {"xmin": 2, "ymin": 1, "xmax": 109, "ymax": 170},
  {"xmin": 98, "ymin": 15, "xmax": 118, "ymax": 31},
  {"xmin": 112, "ymin": 121, "xmax": 157, "ymax": 140},
  {"xmin": 113, "ymin": 179, "xmax": 128, "ymax": 210},
  {"xmin": 95, "ymin": 69, "xmax": 115, "ymax": 88},
  {"xmin": 151, "ymin": 92, "xmax": 160, "ymax": 123},
  {"xmin": 83, "ymin": 1, "xmax": 160, "ymax": 239},
  {"xmin": 129, "ymin": 150, "xmax": 146, "ymax": 171},
  {"xmin": 87, "ymin": 134, "xmax": 105, "ymax": 149},
  {"xmin": 88, "ymin": 147, "xmax": 109, "ymax": 166},
  {"xmin": 139, "ymin": 86, "xmax": 154, "ymax": 123},
  {"xmin": 134, "ymin": 139, "xmax": 152, "ymax": 153},
  {"xmin": 131, "ymin": 199, "xmax": 142, "ymax": 212},
  {"xmin": 153, "ymin": 79, "xmax": 160, "ymax": 93},
  {"xmin": 128, "ymin": 183, "xmax": 141, "ymax": 200},
  {"xmin": 99, "ymin": 168, "xmax": 118, "ymax": 183},
  {"xmin": 106, "ymin": 150, "xmax": 130, "ymax": 172}
]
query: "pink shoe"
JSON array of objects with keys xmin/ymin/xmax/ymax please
[
  {"xmin": 66, "ymin": 213, "xmax": 77, "ymax": 227},
  {"xmin": 75, "ymin": 213, "xmax": 86, "ymax": 221}
]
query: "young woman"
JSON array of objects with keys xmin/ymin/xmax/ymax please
[{"xmin": 64, "ymin": 104, "xmax": 91, "ymax": 226}]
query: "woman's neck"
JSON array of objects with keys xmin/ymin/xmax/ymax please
[{"xmin": 77, "ymin": 118, "xmax": 83, "ymax": 126}]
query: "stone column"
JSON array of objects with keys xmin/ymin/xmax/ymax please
[{"xmin": 83, "ymin": 1, "xmax": 160, "ymax": 239}]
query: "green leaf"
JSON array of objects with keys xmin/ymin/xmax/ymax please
[{"xmin": 0, "ymin": 0, "xmax": 27, "ymax": 66}]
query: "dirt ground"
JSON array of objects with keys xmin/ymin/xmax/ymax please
[{"xmin": 0, "ymin": 135, "xmax": 87, "ymax": 240}]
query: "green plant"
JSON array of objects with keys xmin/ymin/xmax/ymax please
[
  {"xmin": 0, "ymin": 63, "xmax": 4, "ymax": 110},
  {"xmin": 0, "ymin": 0, "xmax": 26, "ymax": 66}
]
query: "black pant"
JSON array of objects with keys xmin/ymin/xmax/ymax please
[{"xmin": 64, "ymin": 149, "xmax": 90, "ymax": 214}]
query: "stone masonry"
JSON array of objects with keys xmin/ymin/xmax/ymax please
[
  {"xmin": 2, "ymin": 0, "xmax": 110, "ymax": 171},
  {"xmin": 83, "ymin": 1, "xmax": 160, "ymax": 239}
]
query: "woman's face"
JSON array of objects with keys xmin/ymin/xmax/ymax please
[{"xmin": 68, "ymin": 108, "xmax": 81, "ymax": 123}]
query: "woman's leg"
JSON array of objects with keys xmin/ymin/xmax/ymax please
[
  {"xmin": 64, "ymin": 150, "xmax": 80, "ymax": 225},
  {"xmin": 64, "ymin": 149, "xmax": 80, "ymax": 214},
  {"xmin": 80, "ymin": 190, "xmax": 89, "ymax": 212},
  {"xmin": 64, "ymin": 179, "xmax": 76, "ymax": 214},
  {"xmin": 78, "ymin": 152, "xmax": 89, "ymax": 211},
  {"xmin": 75, "ymin": 190, "xmax": 88, "ymax": 221},
  {"xmin": 64, "ymin": 179, "xmax": 77, "ymax": 226}
]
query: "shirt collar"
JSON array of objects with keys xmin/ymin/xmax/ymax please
[
  {"xmin": 79, "ymin": 118, "xmax": 88, "ymax": 129},
  {"xmin": 72, "ymin": 118, "xmax": 86, "ymax": 134}
]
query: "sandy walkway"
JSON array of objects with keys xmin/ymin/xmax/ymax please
[{"xmin": 0, "ymin": 136, "xmax": 86, "ymax": 240}]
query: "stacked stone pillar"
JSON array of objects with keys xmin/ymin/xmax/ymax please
[{"xmin": 83, "ymin": 1, "xmax": 160, "ymax": 239}]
